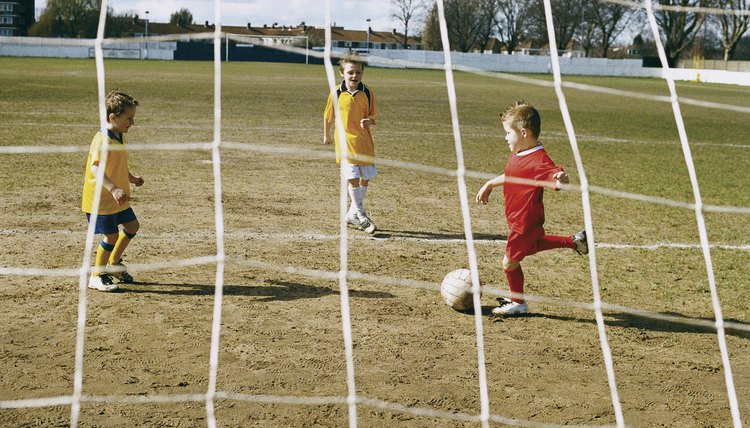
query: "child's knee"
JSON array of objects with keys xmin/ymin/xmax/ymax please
[
  {"xmin": 123, "ymin": 220, "xmax": 140, "ymax": 235},
  {"xmin": 502, "ymin": 257, "xmax": 520, "ymax": 271},
  {"xmin": 103, "ymin": 233, "xmax": 119, "ymax": 245}
]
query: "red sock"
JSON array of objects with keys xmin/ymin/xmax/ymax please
[
  {"xmin": 504, "ymin": 266, "xmax": 525, "ymax": 303},
  {"xmin": 537, "ymin": 235, "xmax": 574, "ymax": 252}
]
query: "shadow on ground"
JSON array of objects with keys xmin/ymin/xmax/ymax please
[
  {"xmin": 121, "ymin": 278, "xmax": 395, "ymax": 301},
  {"xmin": 372, "ymin": 229, "xmax": 505, "ymax": 242}
]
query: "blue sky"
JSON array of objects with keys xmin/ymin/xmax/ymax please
[{"xmin": 35, "ymin": 0, "xmax": 408, "ymax": 32}]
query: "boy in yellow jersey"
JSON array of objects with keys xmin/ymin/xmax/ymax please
[
  {"xmin": 82, "ymin": 90, "xmax": 144, "ymax": 292},
  {"xmin": 323, "ymin": 51, "xmax": 379, "ymax": 234}
]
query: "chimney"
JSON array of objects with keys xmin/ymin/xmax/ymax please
[
  {"xmin": 272, "ymin": 22, "xmax": 277, "ymax": 28},
  {"xmin": 392, "ymin": 28, "xmax": 397, "ymax": 35},
  {"xmin": 204, "ymin": 20, "xmax": 209, "ymax": 28},
  {"xmin": 247, "ymin": 23, "xmax": 251, "ymax": 29}
]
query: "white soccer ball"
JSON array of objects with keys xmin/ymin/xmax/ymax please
[{"xmin": 441, "ymin": 268, "xmax": 480, "ymax": 311}]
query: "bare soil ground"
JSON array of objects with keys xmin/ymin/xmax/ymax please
[{"xmin": 1, "ymin": 58, "xmax": 749, "ymax": 427}]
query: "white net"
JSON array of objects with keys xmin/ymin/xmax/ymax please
[{"xmin": 1, "ymin": 0, "xmax": 749, "ymax": 427}]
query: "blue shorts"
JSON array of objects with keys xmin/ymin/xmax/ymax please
[{"xmin": 86, "ymin": 208, "xmax": 137, "ymax": 235}]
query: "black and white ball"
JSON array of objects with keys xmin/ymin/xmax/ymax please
[{"xmin": 441, "ymin": 268, "xmax": 480, "ymax": 311}]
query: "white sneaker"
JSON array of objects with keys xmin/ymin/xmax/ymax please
[
  {"xmin": 345, "ymin": 214, "xmax": 361, "ymax": 227},
  {"xmin": 572, "ymin": 230, "xmax": 588, "ymax": 255},
  {"xmin": 358, "ymin": 215, "xmax": 377, "ymax": 234},
  {"xmin": 492, "ymin": 298, "xmax": 528, "ymax": 316},
  {"xmin": 107, "ymin": 262, "xmax": 134, "ymax": 283},
  {"xmin": 88, "ymin": 274, "xmax": 118, "ymax": 292}
]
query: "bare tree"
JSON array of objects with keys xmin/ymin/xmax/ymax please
[
  {"xmin": 443, "ymin": 0, "xmax": 485, "ymax": 52},
  {"xmin": 528, "ymin": 0, "xmax": 584, "ymax": 51},
  {"xmin": 391, "ymin": 0, "xmax": 425, "ymax": 48},
  {"xmin": 476, "ymin": 0, "xmax": 501, "ymax": 52},
  {"xmin": 421, "ymin": 0, "xmax": 498, "ymax": 52},
  {"xmin": 652, "ymin": 0, "xmax": 707, "ymax": 64},
  {"xmin": 495, "ymin": 0, "xmax": 532, "ymax": 54},
  {"xmin": 578, "ymin": 4, "xmax": 600, "ymax": 56},
  {"xmin": 716, "ymin": 0, "xmax": 750, "ymax": 60},
  {"xmin": 587, "ymin": 0, "xmax": 636, "ymax": 58}
]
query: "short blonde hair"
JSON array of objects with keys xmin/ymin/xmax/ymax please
[
  {"xmin": 106, "ymin": 89, "xmax": 139, "ymax": 117},
  {"xmin": 501, "ymin": 101, "xmax": 541, "ymax": 137},
  {"xmin": 338, "ymin": 51, "xmax": 366, "ymax": 73}
]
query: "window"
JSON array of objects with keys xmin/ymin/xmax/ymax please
[
  {"xmin": 0, "ymin": 4, "xmax": 12, "ymax": 12},
  {"xmin": 0, "ymin": 28, "xmax": 12, "ymax": 36},
  {"xmin": 0, "ymin": 16, "xmax": 13, "ymax": 24}
]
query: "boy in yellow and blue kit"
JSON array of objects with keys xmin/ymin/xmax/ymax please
[
  {"xmin": 323, "ymin": 51, "xmax": 379, "ymax": 233},
  {"xmin": 82, "ymin": 89, "xmax": 144, "ymax": 292}
]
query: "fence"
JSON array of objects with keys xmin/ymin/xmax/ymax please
[
  {"xmin": 677, "ymin": 58, "xmax": 750, "ymax": 73},
  {"xmin": 0, "ymin": 37, "xmax": 175, "ymax": 60},
  {"xmin": 2, "ymin": 36, "xmax": 749, "ymax": 86}
]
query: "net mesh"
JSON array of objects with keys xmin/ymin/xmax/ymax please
[{"xmin": 1, "ymin": 0, "xmax": 749, "ymax": 427}]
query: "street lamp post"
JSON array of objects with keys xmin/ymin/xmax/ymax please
[
  {"xmin": 366, "ymin": 18, "xmax": 371, "ymax": 54},
  {"xmin": 144, "ymin": 11, "xmax": 149, "ymax": 59}
]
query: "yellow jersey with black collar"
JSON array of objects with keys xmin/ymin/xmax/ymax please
[{"xmin": 324, "ymin": 81, "xmax": 378, "ymax": 165}]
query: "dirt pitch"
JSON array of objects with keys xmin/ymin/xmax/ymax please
[{"xmin": 1, "ymin": 57, "xmax": 750, "ymax": 427}]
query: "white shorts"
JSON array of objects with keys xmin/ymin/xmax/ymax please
[{"xmin": 343, "ymin": 164, "xmax": 377, "ymax": 181}]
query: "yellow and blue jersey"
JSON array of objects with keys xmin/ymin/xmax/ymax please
[{"xmin": 81, "ymin": 129, "xmax": 131, "ymax": 215}]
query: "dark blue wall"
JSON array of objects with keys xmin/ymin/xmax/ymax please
[{"xmin": 174, "ymin": 42, "xmax": 323, "ymax": 64}]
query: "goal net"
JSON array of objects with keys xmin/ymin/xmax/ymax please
[{"xmin": 1, "ymin": 0, "xmax": 749, "ymax": 427}]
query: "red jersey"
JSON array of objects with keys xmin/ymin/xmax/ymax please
[{"xmin": 503, "ymin": 145, "xmax": 564, "ymax": 234}]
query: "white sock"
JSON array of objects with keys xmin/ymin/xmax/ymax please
[
  {"xmin": 359, "ymin": 186, "xmax": 370, "ymax": 219},
  {"xmin": 348, "ymin": 185, "xmax": 365, "ymax": 219}
]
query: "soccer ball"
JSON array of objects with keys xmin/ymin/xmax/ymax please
[{"xmin": 441, "ymin": 268, "xmax": 480, "ymax": 311}]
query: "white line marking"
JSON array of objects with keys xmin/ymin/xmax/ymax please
[{"xmin": 1, "ymin": 229, "xmax": 748, "ymax": 250}]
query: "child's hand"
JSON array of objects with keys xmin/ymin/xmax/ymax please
[
  {"xmin": 131, "ymin": 175, "xmax": 144, "ymax": 187},
  {"xmin": 475, "ymin": 183, "xmax": 493, "ymax": 205},
  {"xmin": 552, "ymin": 171, "xmax": 569, "ymax": 185},
  {"xmin": 111, "ymin": 188, "xmax": 129, "ymax": 205},
  {"xmin": 323, "ymin": 135, "xmax": 332, "ymax": 145},
  {"xmin": 359, "ymin": 118, "xmax": 371, "ymax": 129}
]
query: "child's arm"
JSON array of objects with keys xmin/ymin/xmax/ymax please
[
  {"xmin": 551, "ymin": 170, "xmax": 569, "ymax": 190},
  {"xmin": 90, "ymin": 164, "xmax": 128, "ymax": 205},
  {"xmin": 360, "ymin": 117, "xmax": 375, "ymax": 129},
  {"xmin": 475, "ymin": 174, "xmax": 505, "ymax": 205},
  {"xmin": 129, "ymin": 171, "xmax": 144, "ymax": 187},
  {"xmin": 323, "ymin": 118, "xmax": 334, "ymax": 145}
]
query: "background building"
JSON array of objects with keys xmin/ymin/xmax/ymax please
[
  {"xmin": 0, "ymin": 0, "xmax": 34, "ymax": 36},
  {"xmin": 128, "ymin": 18, "xmax": 421, "ymax": 52}
]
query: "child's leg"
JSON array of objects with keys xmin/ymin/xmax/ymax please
[
  {"xmin": 502, "ymin": 256, "xmax": 525, "ymax": 304},
  {"xmin": 358, "ymin": 178, "xmax": 370, "ymax": 218},
  {"xmin": 535, "ymin": 234, "xmax": 575, "ymax": 252},
  {"xmin": 347, "ymin": 179, "xmax": 365, "ymax": 219},
  {"xmin": 109, "ymin": 219, "xmax": 139, "ymax": 265},
  {"xmin": 94, "ymin": 233, "xmax": 118, "ymax": 275}
]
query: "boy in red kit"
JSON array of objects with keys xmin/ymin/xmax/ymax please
[{"xmin": 476, "ymin": 101, "xmax": 587, "ymax": 316}]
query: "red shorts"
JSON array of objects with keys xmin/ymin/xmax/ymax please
[{"xmin": 505, "ymin": 227, "xmax": 545, "ymax": 262}]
